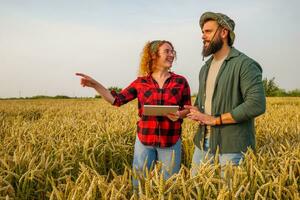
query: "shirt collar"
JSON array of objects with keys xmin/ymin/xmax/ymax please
[{"xmin": 146, "ymin": 71, "xmax": 175, "ymax": 79}]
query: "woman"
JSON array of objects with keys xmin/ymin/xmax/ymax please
[{"xmin": 76, "ymin": 40, "xmax": 191, "ymax": 187}]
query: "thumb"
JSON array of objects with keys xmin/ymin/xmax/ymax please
[{"xmin": 184, "ymin": 105, "xmax": 196, "ymax": 110}]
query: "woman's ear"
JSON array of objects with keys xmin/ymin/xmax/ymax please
[{"xmin": 151, "ymin": 54, "xmax": 156, "ymax": 59}]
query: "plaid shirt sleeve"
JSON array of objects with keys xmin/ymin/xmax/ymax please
[
  {"xmin": 180, "ymin": 78, "xmax": 192, "ymax": 109},
  {"xmin": 111, "ymin": 79, "xmax": 138, "ymax": 107}
]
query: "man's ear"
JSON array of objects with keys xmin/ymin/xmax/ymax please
[{"xmin": 221, "ymin": 28, "xmax": 229, "ymax": 39}]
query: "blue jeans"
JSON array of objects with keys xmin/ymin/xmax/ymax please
[
  {"xmin": 191, "ymin": 138, "xmax": 243, "ymax": 176},
  {"xmin": 132, "ymin": 136, "xmax": 181, "ymax": 188}
]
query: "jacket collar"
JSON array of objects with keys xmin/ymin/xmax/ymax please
[
  {"xmin": 225, "ymin": 47, "xmax": 240, "ymax": 61},
  {"xmin": 146, "ymin": 71, "xmax": 175, "ymax": 81}
]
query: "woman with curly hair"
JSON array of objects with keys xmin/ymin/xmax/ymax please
[{"xmin": 76, "ymin": 40, "xmax": 191, "ymax": 189}]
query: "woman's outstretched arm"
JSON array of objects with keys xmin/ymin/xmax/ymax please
[{"xmin": 76, "ymin": 73, "xmax": 115, "ymax": 104}]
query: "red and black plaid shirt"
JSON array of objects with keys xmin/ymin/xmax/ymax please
[{"xmin": 111, "ymin": 72, "xmax": 191, "ymax": 147}]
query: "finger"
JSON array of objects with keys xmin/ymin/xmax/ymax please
[
  {"xmin": 186, "ymin": 113, "xmax": 192, "ymax": 117},
  {"xmin": 80, "ymin": 82, "xmax": 86, "ymax": 87},
  {"xmin": 190, "ymin": 110, "xmax": 200, "ymax": 115},
  {"xmin": 184, "ymin": 105, "xmax": 198, "ymax": 111},
  {"xmin": 187, "ymin": 111, "xmax": 196, "ymax": 116},
  {"xmin": 184, "ymin": 105, "xmax": 194, "ymax": 109},
  {"xmin": 75, "ymin": 73, "xmax": 89, "ymax": 78},
  {"xmin": 80, "ymin": 79, "xmax": 86, "ymax": 85},
  {"xmin": 80, "ymin": 79, "xmax": 89, "ymax": 87},
  {"xmin": 166, "ymin": 114, "xmax": 176, "ymax": 119},
  {"xmin": 167, "ymin": 116, "xmax": 177, "ymax": 122},
  {"xmin": 187, "ymin": 116, "xmax": 195, "ymax": 120}
]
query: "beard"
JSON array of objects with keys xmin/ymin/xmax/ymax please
[{"xmin": 202, "ymin": 33, "xmax": 224, "ymax": 57}]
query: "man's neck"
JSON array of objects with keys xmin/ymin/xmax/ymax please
[{"xmin": 213, "ymin": 44, "xmax": 231, "ymax": 61}]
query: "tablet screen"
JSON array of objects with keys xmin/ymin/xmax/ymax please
[{"xmin": 143, "ymin": 105, "xmax": 179, "ymax": 116}]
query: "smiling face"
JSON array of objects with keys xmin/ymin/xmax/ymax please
[
  {"xmin": 153, "ymin": 42, "xmax": 176, "ymax": 71},
  {"xmin": 138, "ymin": 40, "xmax": 176, "ymax": 76}
]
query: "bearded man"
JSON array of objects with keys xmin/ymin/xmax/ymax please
[{"xmin": 185, "ymin": 12, "xmax": 266, "ymax": 175}]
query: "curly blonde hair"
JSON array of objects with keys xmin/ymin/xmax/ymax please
[{"xmin": 138, "ymin": 40, "xmax": 175, "ymax": 77}]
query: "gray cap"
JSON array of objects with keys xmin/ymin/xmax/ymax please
[{"xmin": 199, "ymin": 12, "xmax": 235, "ymax": 46}]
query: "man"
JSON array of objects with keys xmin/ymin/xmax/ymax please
[{"xmin": 186, "ymin": 12, "xmax": 266, "ymax": 174}]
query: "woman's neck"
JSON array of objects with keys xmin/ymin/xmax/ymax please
[
  {"xmin": 152, "ymin": 67, "xmax": 170, "ymax": 78},
  {"xmin": 151, "ymin": 68, "xmax": 171, "ymax": 88}
]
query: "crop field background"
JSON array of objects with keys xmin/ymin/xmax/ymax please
[{"xmin": 0, "ymin": 97, "xmax": 299, "ymax": 199}]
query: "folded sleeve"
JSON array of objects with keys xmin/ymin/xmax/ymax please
[
  {"xmin": 111, "ymin": 79, "xmax": 138, "ymax": 107},
  {"xmin": 230, "ymin": 62, "xmax": 266, "ymax": 122}
]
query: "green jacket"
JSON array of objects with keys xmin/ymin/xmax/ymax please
[{"xmin": 194, "ymin": 47, "xmax": 266, "ymax": 153}]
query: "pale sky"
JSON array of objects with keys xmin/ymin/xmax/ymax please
[{"xmin": 0, "ymin": 0, "xmax": 299, "ymax": 98}]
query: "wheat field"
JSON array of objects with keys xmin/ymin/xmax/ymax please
[{"xmin": 0, "ymin": 97, "xmax": 299, "ymax": 199}]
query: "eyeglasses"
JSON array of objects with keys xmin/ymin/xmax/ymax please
[{"xmin": 160, "ymin": 49, "xmax": 176, "ymax": 56}]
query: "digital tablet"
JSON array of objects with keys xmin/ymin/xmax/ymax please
[{"xmin": 143, "ymin": 105, "xmax": 179, "ymax": 116}]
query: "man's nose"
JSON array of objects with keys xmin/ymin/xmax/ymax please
[{"xmin": 202, "ymin": 33, "xmax": 206, "ymax": 40}]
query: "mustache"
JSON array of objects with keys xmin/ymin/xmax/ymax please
[{"xmin": 203, "ymin": 40, "xmax": 211, "ymax": 45}]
